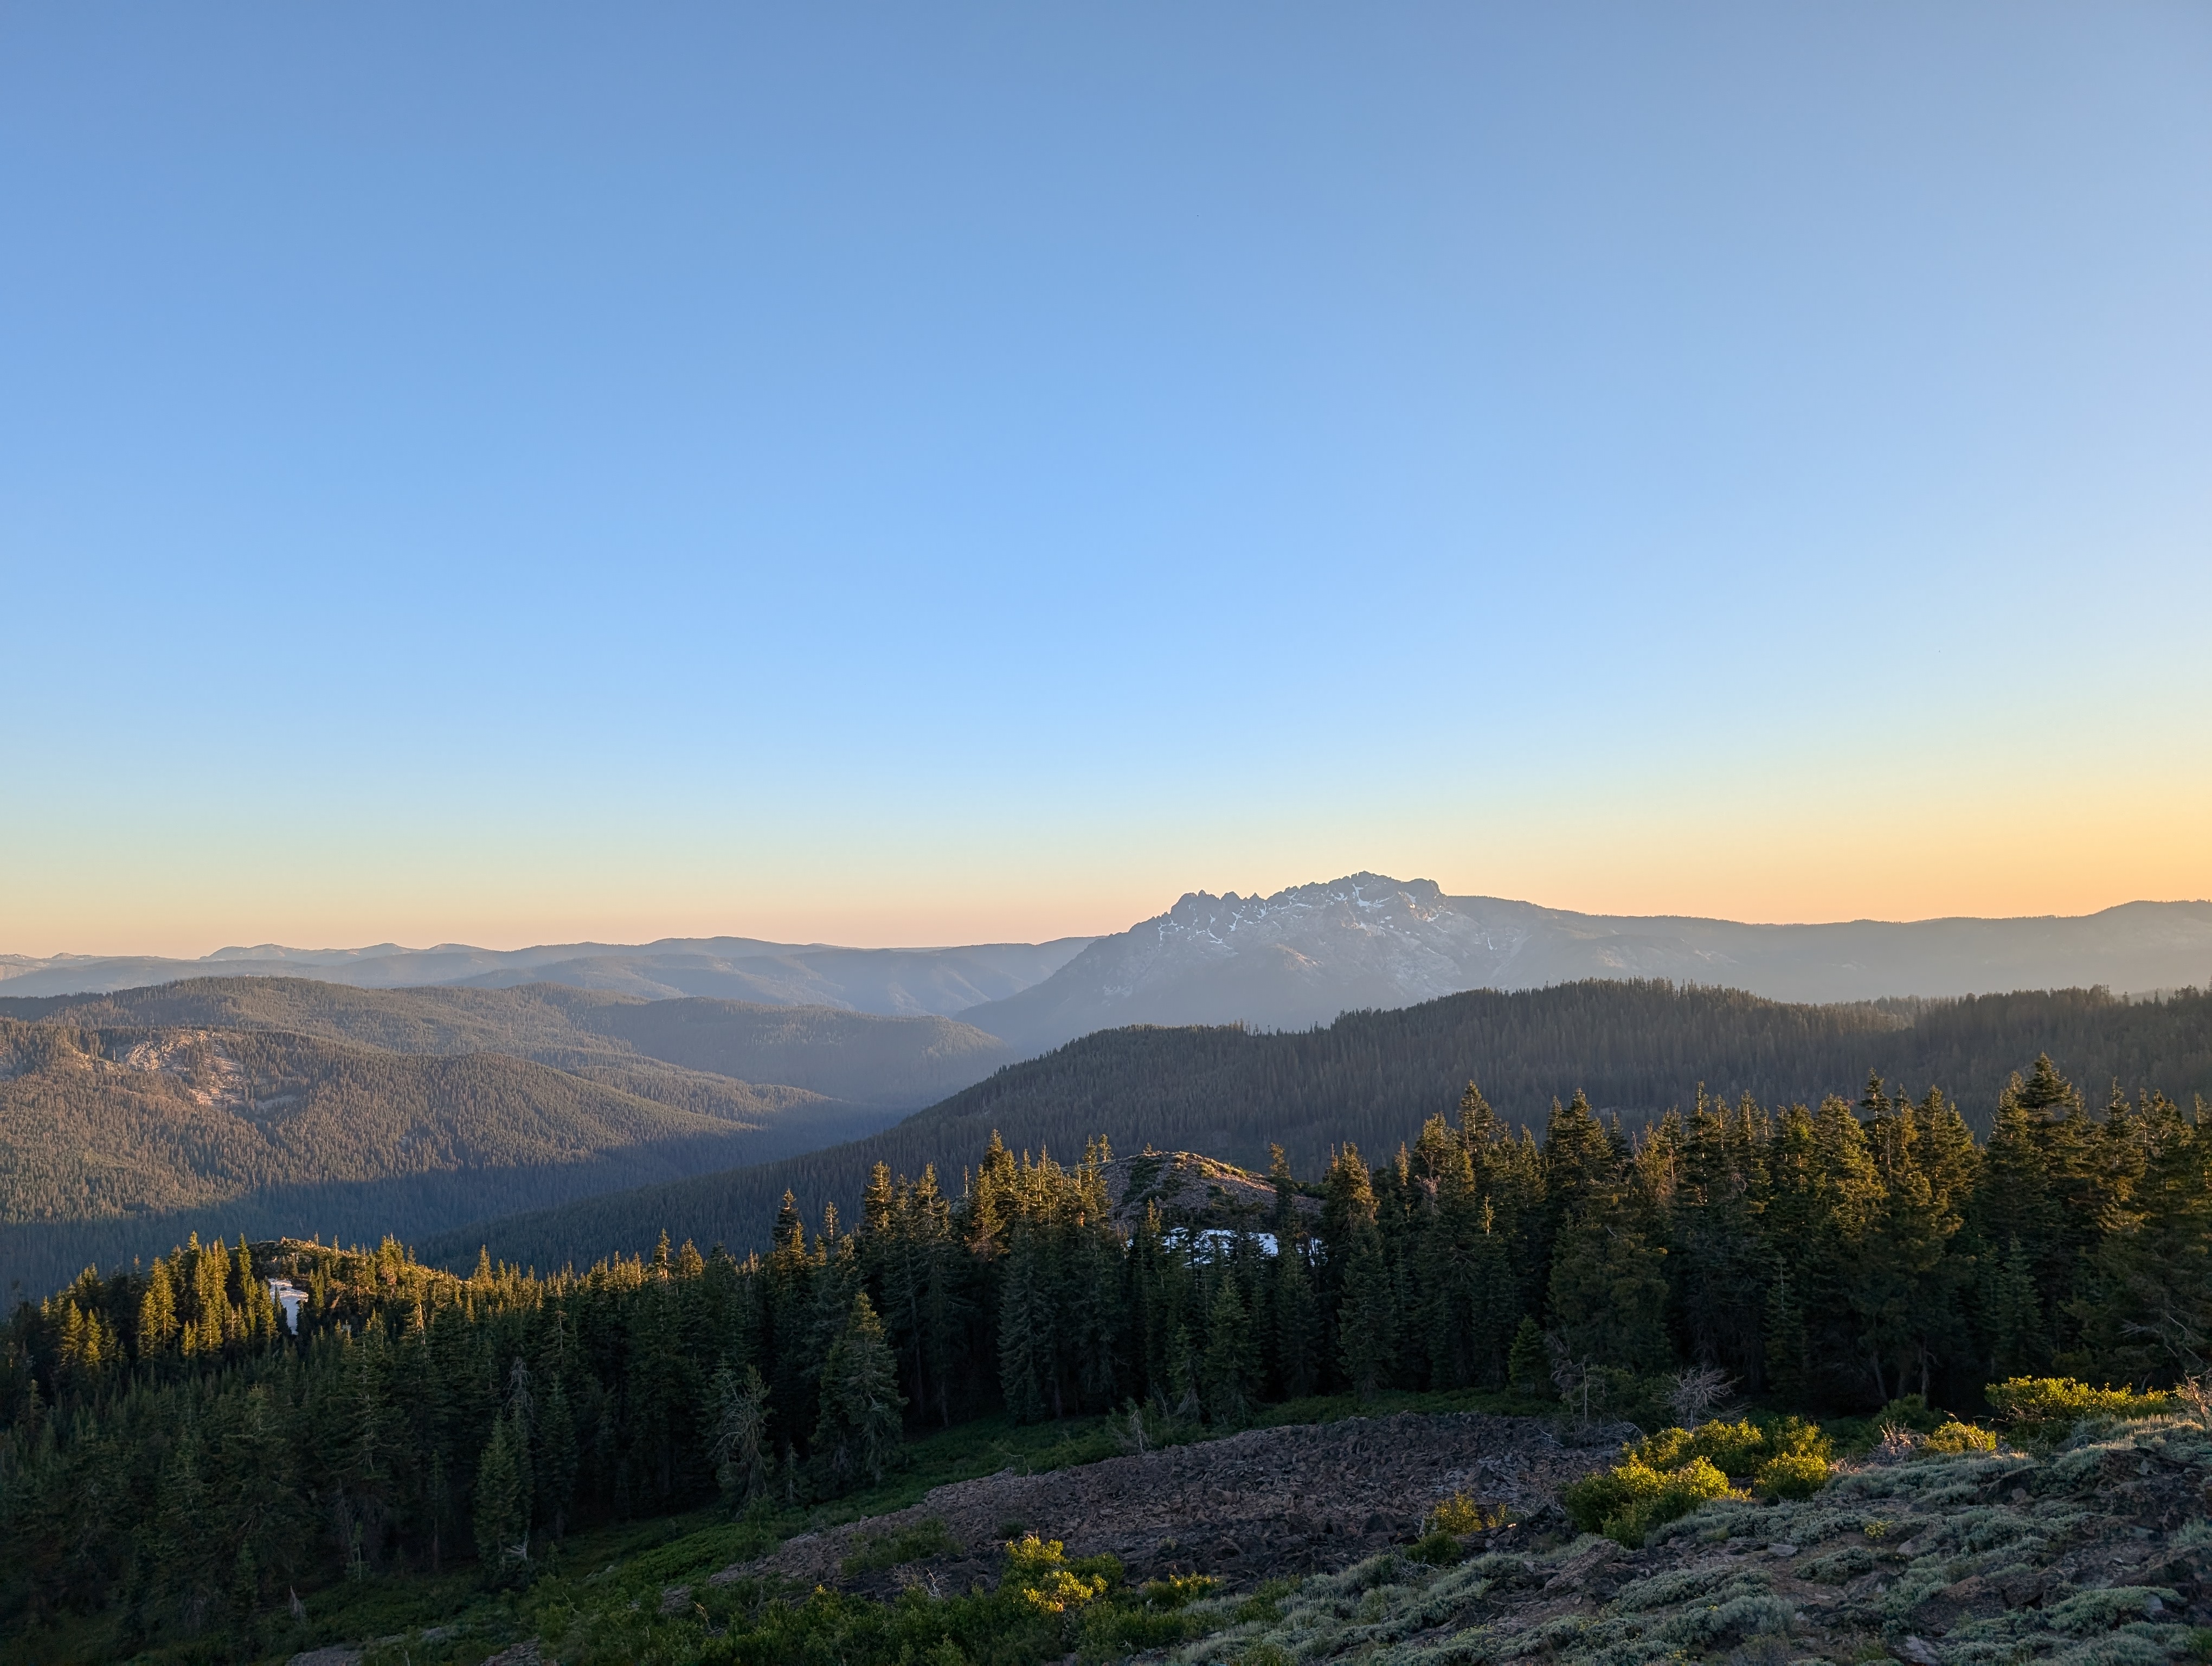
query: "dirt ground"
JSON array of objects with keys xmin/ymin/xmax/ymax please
[{"xmin": 707, "ymin": 1412, "xmax": 1612, "ymax": 1601}]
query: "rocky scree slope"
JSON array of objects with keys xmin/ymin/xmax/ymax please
[{"xmin": 698, "ymin": 1413, "xmax": 1605, "ymax": 1605}]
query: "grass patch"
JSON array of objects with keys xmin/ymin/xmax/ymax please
[{"xmin": 845, "ymin": 1518, "xmax": 959, "ymax": 1577}]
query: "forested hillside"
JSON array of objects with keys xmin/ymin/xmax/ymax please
[
  {"xmin": 9, "ymin": 1048, "xmax": 2209, "ymax": 1659},
  {"xmin": 436, "ymin": 980, "xmax": 2212, "ymax": 1273},
  {"xmin": 0, "ymin": 1017, "xmax": 898, "ymax": 1299},
  {"xmin": 0, "ymin": 977, "xmax": 1014, "ymax": 1107}
]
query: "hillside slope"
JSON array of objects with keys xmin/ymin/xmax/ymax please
[
  {"xmin": 963, "ymin": 875, "xmax": 2212, "ymax": 1051},
  {"xmin": 0, "ymin": 977, "xmax": 1014, "ymax": 1107},
  {"xmin": 0, "ymin": 1015, "xmax": 900, "ymax": 1296},
  {"xmin": 430, "ymin": 979, "xmax": 2212, "ymax": 1274}
]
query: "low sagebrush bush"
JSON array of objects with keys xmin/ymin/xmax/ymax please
[
  {"xmin": 1752, "ymin": 1451, "xmax": 1830, "ymax": 1500},
  {"xmin": 1923, "ymin": 1420, "xmax": 1998, "ymax": 1454},
  {"xmin": 1986, "ymin": 1376, "xmax": 2169, "ymax": 1435}
]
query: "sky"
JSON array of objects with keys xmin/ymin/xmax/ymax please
[{"xmin": 3, "ymin": 2, "xmax": 2209, "ymax": 958}]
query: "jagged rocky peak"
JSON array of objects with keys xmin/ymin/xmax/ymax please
[{"xmin": 1153, "ymin": 874, "xmax": 1460, "ymax": 939}]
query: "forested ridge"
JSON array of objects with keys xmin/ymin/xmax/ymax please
[
  {"xmin": 6, "ymin": 1041, "xmax": 2210, "ymax": 1659},
  {"xmin": 0, "ymin": 1017, "xmax": 895, "ymax": 1301},
  {"xmin": 0, "ymin": 976, "xmax": 1012, "ymax": 1108},
  {"xmin": 438, "ymin": 980, "xmax": 2212, "ymax": 1274}
]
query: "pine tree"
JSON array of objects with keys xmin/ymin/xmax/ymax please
[
  {"xmin": 1415, "ymin": 1115, "xmax": 1491, "ymax": 1388},
  {"xmin": 1981, "ymin": 1235, "xmax": 2047, "ymax": 1377},
  {"xmin": 192, "ymin": 1233, "xmax": 232, "ymax": 1353},
  {"xmin": 1335, "ymin": 1219, "xmax": 1396, "ymax": 1400},
  {"xmin": 708, "ymin": 1363, "xmax": 770, "ymax": 1510},
  {"xmin": 996, "ymin": 1222, "xmax": 1050, "ymax": 1424},
  {"xmin": 1762, "ymin": 1268, "xmax": 1811, "ymax": 1404},
  {"xmin": 1271, "ymin": 1239, "xmax": 1321, "ymax": 1401},
  {"xmin": 1543, "ymin": 1091, "xmax": 1617, "ymax": 1241},
  {"xmin": 1200, "ymin": 1277, "xmax": 1259, "ymax": 1425},
  {"xmin": 2074, "ymin": 1092, "xmax": 2211, "ymax": 1381},
  {"xmin": 1507, "ymin": 1316, "xmax": 1552, "ymax": 1398},
  {"xmin": 1069, "ymin": 1210, "xmax": 1124, "ymax": 1410},
  {"xmin": 1669, "ymin": 1092, "xmax": 1770, "ymax": 1387},
  {"xmin": 1464, "ymin": 1202, "xmax": 1520, "ymax": 1387},
  {"xmin": 1547, "ymin": 1206, "xmax": 1669, "ymax": 1374},
  {"xmin": 472, "ymin": 1413, "xmax": 528, "ymax": 1581},
  {"xmin": 137, "ymin": 1255, "xmax": 179, "ymax": 1360},
  {"xmin": 537, "ymin": 1375, "xmax": 578, "ymax": 1540},
  {"xmin": 1318, "ymin": 1142, "xmax": 1379, "ymax": 1389},
  {"xmin": 813, "ymin": 1295, "xmax": 905, "ymax": 1488}
]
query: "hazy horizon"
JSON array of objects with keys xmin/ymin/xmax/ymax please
[{"xmin": 9, "ymin": 878, "xmax": 2211, "ymax": 966}]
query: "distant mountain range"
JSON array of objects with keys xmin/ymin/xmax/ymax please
[
  {"xmin": 963, "ymin": 876, "xmax": 2212, "ymax": 1052},
  {"xmin": 7, "ymin": 874, "xmax": 2211, "ymax": 1072},
  {"xmin": 9, "ymin": 880, "xmax": 2208, "ymax": 1054},
  {"xmin": 0, "ymin": 935, "xmax": 1093, "ymax": 1010}
]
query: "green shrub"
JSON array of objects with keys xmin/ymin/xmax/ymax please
[
  {"xmin": 1000, "ymin": 1534, "xmax": 1119, "ymax": 1614},
  {"xmin": 1923, "ymin": 1420, "xmax": 1998, "ymax": 1454},
  {"xmin": 1069, "ymin": 1574, "xmax": 1221, "ymax": 1660},
  {"xmin": 1986, "ymin": 1377, "xmax": 2169, "ymax": 1435},
  {"xmin": 1139, "ymin": 1572, "xmax": 1218, "ymax": 1610},
  {"xmin": 1752, "ymin": 1451, "xmax": 1830, "ymax": 1500},
  {"xmin": 1409, "ymin": 1530, "xmax": 1464, "ymax": 1566},
  {"xmin": 843, "ymin": 1517, "xmax": 957, "ymax": 1575},
  {"xmin": 1875, "ymin": 1394, "xmax": 1946, "ymax": 1434},
  {"xmin": 1632, "ymin": 1418, "xmax": 1765, "ymax": 1478},
  {"xmin": 1076, "ymin": 1599, "xmax": 1209, "ymax": 1661},
  {"xmin": 1565, "ymin": 1454, "xmax": 1733, "ymax": 1547},
  {"xmin": 1564, "ymin": 1462, "xmax": 1643, "ymax": 1535},
  {"xmin": 1425, "ymin": 1491, "xmax": 1510, "ymax": 1535},
  {"xmin": 1630, "ymin": 1415, "xmax": 1829, "ymax": 1481}
]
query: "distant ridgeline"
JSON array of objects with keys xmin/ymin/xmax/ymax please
[
  {"xmin": 7, "ymin": 1048, "xmax": 2211, "ymax": 1652},
  {"xmin": 437, "ymin": 980, "xmax": 2212, "ymax": 1276}
]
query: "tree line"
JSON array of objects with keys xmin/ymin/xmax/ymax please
[
  {"xmin": 4, "ymin": 1051, "xmax": 2209, "ymax": 1653},
  {"xmin": 433, "ymin": 981, "xmax": 2212, "ymax": 1277}
]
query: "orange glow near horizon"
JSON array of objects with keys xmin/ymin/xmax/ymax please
[{"xmin": 7, "ymin": 797, "xmax": 2205, "ymax": 962}]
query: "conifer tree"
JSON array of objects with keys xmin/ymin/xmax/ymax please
[
  {"xmin": 1335, "ymin": 1219, "xmax": 1396, "ymax": 1400},
  {"xmin": 1270, "ymin": 1237, "xmax": 1321, "ymax": 1401},
  {"xmin": 996, "ymin": 1221, "xmax": 1050, "ymax": 1423},
  {"xmin": 1980, "ymin": 1235, "xmax": 2047, "ymax": 1376},
  {"xmin": 472, "ymin": 1413, "xmax": 528, "ymax": 1581},
  {"xmin": 708, "ymin": 1363, "xmax": 770, "ymax": 1509},
  {"xmin": 814, "ymin": 1294, "xmax": 905, "ymax": 1486},
  {"xmin": 538, "ymin": 1375, "xmax": 579, "ymax": 1540},
  {"xmin": 2075, "ymin": 1092, "xmax": 2211, "ymax": 1380},
  {"xmin": 1669, "ymin": 1092, "xmax": 1769, "ymax": 1387},
  {"xmin": 1507, "ymin": 1316, "xmax": 1552, "ymax": 1398},
  {"xmin": 1546, "ymin": 1205, "xmax": 1669, "ymax": 1374},
  {"xmin": 1762, "ymin": 1268, "xmax": 1812, "ymax": 1404},
  {"xmin": 137, "ymin": 1254, "xmax": 179, "ymax": 1360},
  {"xmin": 1200, "ymin": 1276, "xmax": 1259, "ymax": 1424}
]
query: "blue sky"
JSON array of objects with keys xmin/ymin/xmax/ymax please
[{"xmin": 3, "ymin": 2, "xmax": 2208, "ymax": 954}]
